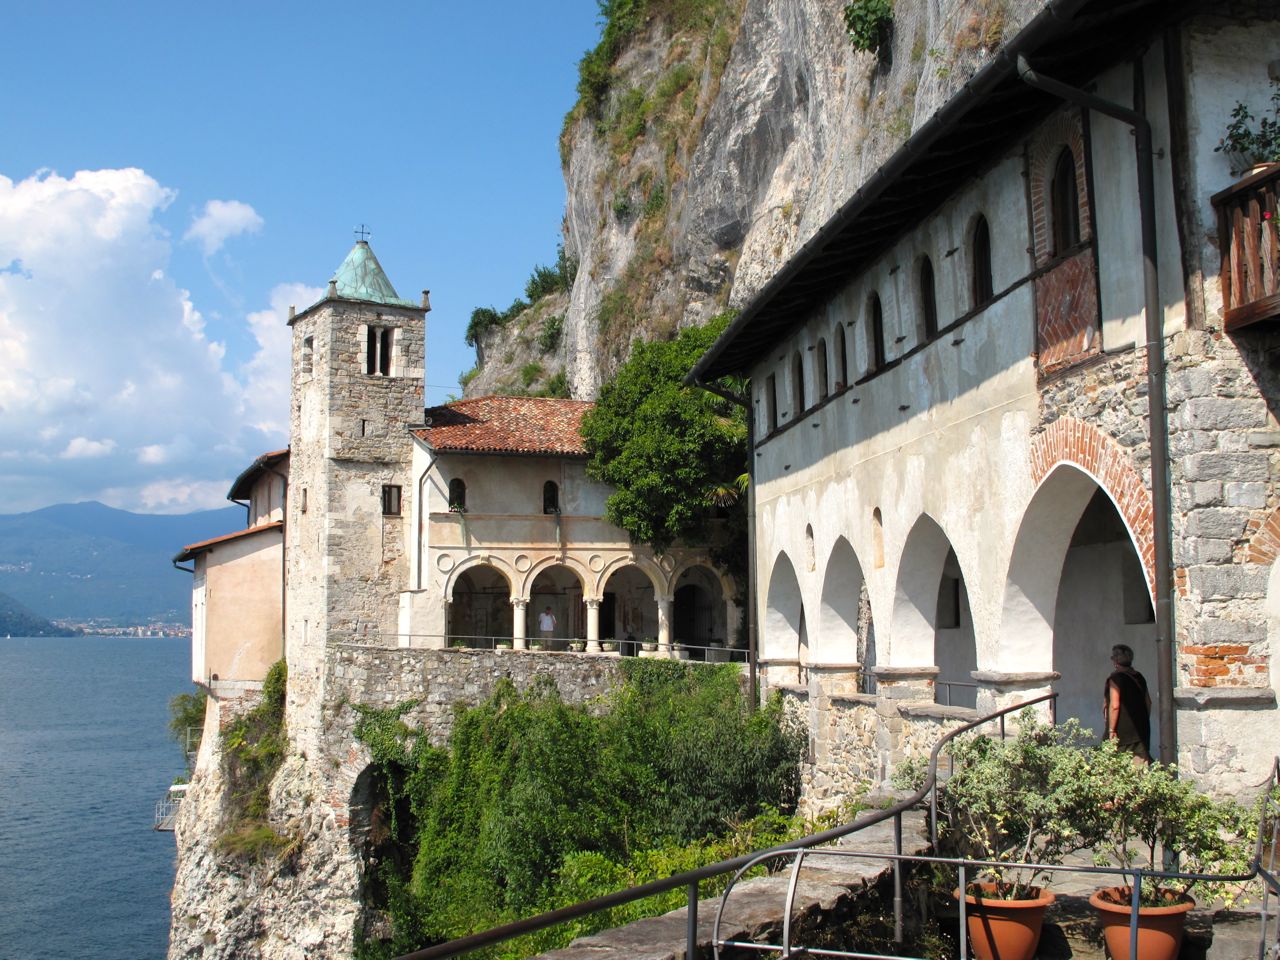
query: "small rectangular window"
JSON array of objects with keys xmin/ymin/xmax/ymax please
[
  {"xmin": 766, "ymin": 374, "xmax": 778, "ymax": 432},
  {"xmin": 301, "ymin": 336, "xmax": 314, "ymax": 376},
  {"xmin": 300, "ymin": 488, "xmax": 308, "ymax": 514},
  {"xmin": 381, "ymin": 484, "xmax": 402, "ymax": 516}
]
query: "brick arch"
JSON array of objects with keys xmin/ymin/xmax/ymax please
[
  {"xmin": 1028, "ymin": 108, "xmax": 1090, "ymax": 267},
  {"xmin": 1245, "ymin": 507, "xmax": 1280, "ymax": 565},
  {"xmin": 1029, "ymin": 417, "xmax": 1155, "ymax": 590}
]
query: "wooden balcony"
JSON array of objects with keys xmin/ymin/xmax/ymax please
[{"xmin": 1213, "ymin": 163, "xmax": 1280, "ymax": 331}]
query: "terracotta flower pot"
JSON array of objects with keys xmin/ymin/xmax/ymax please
[
  {"xmin": 1088, "ymin": 886, "xmax": 1194, "ymax": 960},
  {"xmin": 954, "ymin": 883, "xmax": 1055, "ymax": 960}
]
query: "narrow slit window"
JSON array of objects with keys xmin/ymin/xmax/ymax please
[
  {"xmin": 301, "ymin": 336, "xmax": 314, "ymax": 376},
  {"xmin": 834, "ymin": 326, "xmax": 848, "ymax": 389},
  {"xmin": 1051, "ymin": 147, "xmax": 1081, "ymax": 254},
  {"xmin": 381, "ymin": 484, "xmax": 402, "ymax": 516},
  {"xmin": 379, "ymin": 328, "xmax": 392, "ymax": 376},
  {"xmin": 971, "ymin": 215, "xmax": 993, "ymax": 306},
  {"xmin": 766, "ymin": 375, "xmax": 778, "ymax": 432},
  {"xmin": 920, "ymin": 257, "xmax": 938, "ymax": 340},
  {"xmin": 792, "ymin": 351, "xmax": 805, "ymax": 413},
  {"xmin": 869, "ymin": 293, "xmax": 886, "ymax": 372},
  {"xmin": 816, "ymin": 339, "xmax": 829, "ymax": 400}
]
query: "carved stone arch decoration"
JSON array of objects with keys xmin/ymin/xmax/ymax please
[
  {"xmin": 668, "ymin": 558, "xmax": 737, "ymax": 602},
  {"xmin": 443, "ymin": 555, "xmax": 515, "ymax": 602},
  {"xmin": 597, "ymin": 554, "xmax": 665, "ymax": 600},
  {"xmin": 519, "ymin": 554, "xmax": 591, "ymax": 600},
  {"xmin": 1028, "ymin": 108, "xmax": 1090, "ymax": 267},
  {"xmin": 1028, "ymin": 417, "xmax": 1155, "ymax": 593}
]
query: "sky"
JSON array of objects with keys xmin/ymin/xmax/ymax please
[{"xmin": 0, "ymin": 1, "xmax": 601, "ymax": 514}]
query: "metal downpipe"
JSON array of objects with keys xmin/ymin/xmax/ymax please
[{"xmin": 1017, "ymin": 55, "xmax": 1177, "ymax": 767}]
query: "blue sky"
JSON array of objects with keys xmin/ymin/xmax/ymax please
[{"xmin": 0, "ymin": 1, "xmax": 600, "ymax": 513}]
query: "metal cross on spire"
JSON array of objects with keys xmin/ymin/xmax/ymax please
[{"xmin": 354, "ymin": 224, "xmax": 371, "ymax": 242}]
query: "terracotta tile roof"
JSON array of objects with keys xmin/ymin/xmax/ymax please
[
  {"xmin": 416, "ymin": 396, "xmax": 594, "ymax": 457},
  {"xmin": 227, "ymin": 448, "xmax": 289, "ymax": 502},
  {"xmin": 174, "ymin": 521, "xmax": 284, "ymax": 563}
]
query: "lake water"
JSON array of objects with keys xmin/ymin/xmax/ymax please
[{"xmin": 0, "ymin": 636, "xmax": 190, "ymax": 959}]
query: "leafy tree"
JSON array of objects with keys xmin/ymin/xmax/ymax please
[{"xmin": 580, "ymin": 313, "xmax": 747, "ymax": 557}]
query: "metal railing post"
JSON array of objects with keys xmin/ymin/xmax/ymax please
[
  {"xmin": 1130, "ymin": 872, "xmax": 1143, "ymax": 960},
  {"xmin": 687, "ymin": 881, "xmax": 699, "ymax": 959},
  {"xmin": 958, "ymin": 863, "xmax": 968, "ymax": 960},
  {"xmin": 893, "ymin": 812, "xmax": 904, "ymax": 943}
]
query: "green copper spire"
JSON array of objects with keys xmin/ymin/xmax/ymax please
[{"xmin": 328, "ymin": 240, "xmax": 418, "ymax": 308}]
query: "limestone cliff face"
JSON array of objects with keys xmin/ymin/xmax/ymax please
[{"xmin": 467, "ymin": 0, "xmax": 1046, "ymax": 400}]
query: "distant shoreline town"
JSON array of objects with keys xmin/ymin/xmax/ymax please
[{"xmin": 53, "ymin": 621, "xmax": 191, "ymax": 638}]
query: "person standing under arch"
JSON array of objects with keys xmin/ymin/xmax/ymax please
[{"xmin": 1104, "ymin": 643, "xmax": 1152, "ymax": 764}]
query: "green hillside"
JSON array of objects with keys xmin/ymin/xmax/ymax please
[
  {"xmin": 0, "ymin": 589, "xmax": 78, "ymax": 636},
  {"xmin": 0, "ymin": 501, "xmax": 244, "ymax": 625}
]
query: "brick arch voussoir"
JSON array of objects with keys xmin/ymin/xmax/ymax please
[
  {"xmin": 1246, "ymin": 507, "xmax": 1280, "ymax": 566},
  {"xmin": 1029, "ymin": 417, "xmax": 1155, "ymax": 593}
]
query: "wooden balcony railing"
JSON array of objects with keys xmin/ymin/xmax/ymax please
[{"xmin": 1213, "ymin": 162, "xmax": 1280, "ymax": 331}]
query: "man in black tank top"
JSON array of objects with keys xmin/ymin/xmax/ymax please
[{"xmin": 1104, "ymin": 643, "xmax": 1152, "ymax": 764}]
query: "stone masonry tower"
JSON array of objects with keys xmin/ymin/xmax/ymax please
[{"xmin": 285, "ymin": 239, "xmax": 428, "ymax": 752}]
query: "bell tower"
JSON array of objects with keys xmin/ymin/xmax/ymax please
[{"xmin": 284, "ymin": 236, "xmax": 429, "ymax": 749}]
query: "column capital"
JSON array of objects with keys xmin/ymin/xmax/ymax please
[
  {"xmin": 510, "ymin": 597, "xmax": 528, "ymax": 608},
  {"xmin": 585, "ymin": 598, "xmax": 601, "ymax": 610}
]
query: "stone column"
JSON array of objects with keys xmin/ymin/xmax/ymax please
[
  {"xmin": 586, "ymin": 599, "xmax": 601, "ymax": 653},
  {"xmin": 511, "ymin": 598, "xmax": 528, "ymax": 650},
  {"xmin": 657, "ymin": 595, "xmax": 674, "ymax": 656}
]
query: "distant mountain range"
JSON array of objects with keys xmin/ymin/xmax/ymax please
[{"xmin": 0, "ymin": 501, "xmax": 244, "ymax": 625}]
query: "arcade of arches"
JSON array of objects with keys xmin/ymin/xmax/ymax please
[
  {"xmin": 446, "ymin": 559, "xmax": 735, "ymax": 657},
  {"xmin": 762, "ymin": 462, "xmax": 1157, "ymax": 740}
]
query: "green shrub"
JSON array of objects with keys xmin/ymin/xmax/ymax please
[
  {"xmin": 537, "ymin": 314, "xmax": 564, "ymax": 353},
  {"xmin": 536, "ymin": 370, "xmax": 570, "ymax": 398},
  {"xmin": 519, "ymin": 361, "xmax": 544, "ymax": 387},
  {"xmin": 217, "ymin": 660, "xmax": 288, "ymax": 854},
  {"xmin": 464, "ymin": 299, "xmax": 529, "ymax": 347},
  {"xmin": 352, "ymin": 664, "xmax": 807, "ymax": 957},
  {"xmin": 169, "ymin": 687, "xmax": 207, "ymax": 760},
  {"xmin": 844, "ymin": 0, "xmax": 893, "ymax": 53}
]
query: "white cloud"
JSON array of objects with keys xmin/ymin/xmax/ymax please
[
  {"xmin": 237, "ymin": 282, "xmax": 323, "ymax": 436},
  {"xmin": 0, "ymin": 168, "xmax": 303, "ymax": 513},
  {"xmin": 61, "ymin": 437, "xmax": 116, "ymax": 459},
  {"xmin": 184, "ymin": 199, "xmax": 263, "ymax": 256}
]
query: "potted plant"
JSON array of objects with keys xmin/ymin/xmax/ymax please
[
  {"xmin": 1087, "ymin": 742, "xmax": 1250, "ymax": 960},
  {"xmin": 640, "ymin": 637, "xmax": 657, "ymax": 653},
  {"xmin": 600, "ymin": 640, "xmax": 618, "ymax": 653},
  {"xmin": 933, "ymin": 715, "xmax": 1104, "ymax": 960},
  {"xmin": 568, "ymin": 640, "xmax": 586, "ymax": 653},
  {"xmin": 494, "ymin": 638, "xmax": 512, "ymax": 650},
  {"xmin": 1216, "ymin": 78, "xmax": 1280, "ymax": 176}
]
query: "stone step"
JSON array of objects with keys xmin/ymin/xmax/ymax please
[{"xmin": 534, "ymin": 809, "xmax": 929, "ymax": 960}]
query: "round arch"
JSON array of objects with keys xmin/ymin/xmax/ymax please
[
  {"xmin": 814, "ymin": 536, "xmax": 865, "ymax": 664},
  {"xmin": 443, "ymin": 556, "xmax": 514, "ymax": 603},
  {"xmin": 598, "ymin": 554, "xmax": 664, "ymax": 600},
  {"xmin": 890, "ymin": 514, "xmax": 954, "ymax": 665},
  {"xmin": 763, "ymin": 552, "xmax": 804, "ymax": 661},
  {"xmin": 668, "ymin": 558, "xmax": 737, "ymax": 602},
  {"xmin": 1001, "ymin": 460, "xmax": 1158, "ymax": 742},
  {"xmin": 447, "ymin": 562, "xmax": 513, "ymax": 644},
  {"xmin": 518, "ymin": 554, "xmax": 590, "ymax": 600}
]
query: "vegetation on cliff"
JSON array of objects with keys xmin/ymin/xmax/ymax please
[
  {"xmin": 352, "ymin": 660, "xmax": 808, "ymax": 959},
  {"xmin": 215, "ymin": 660, "xmax": 293, "ymax": 860},
  {"xmin": 581, "ymin": 313, "xmax": 747, "ymax": 590}
]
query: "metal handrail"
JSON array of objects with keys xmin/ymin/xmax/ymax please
[
  {"xmin": 713, "ymin": 753, "xmax": 1280, "ymax": 960},
  {"xmin": 393, "ymin": 692, "xmax": 1058, "ymax": 960},
  {"xmin": 342, "ymin": 632, "xmax": 753, "ymax": 663}
]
